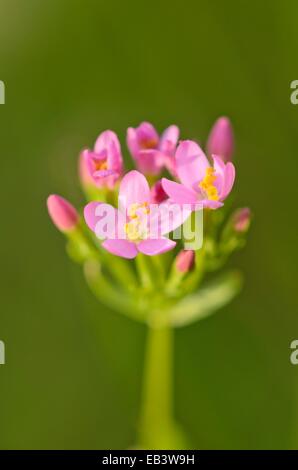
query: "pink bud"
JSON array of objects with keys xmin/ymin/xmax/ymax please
[
  {"xmin": 47, "ymin": 195, "xmax": 79, "ymax": 232},
  {"xmin": 150, "ymin": 180, "xmax": 168, "ymax": 204},
  {"xmin": 233, "ymin": 208, "xmax": 251, "ymax": 233},
  {"xmin": 206, "ymin": 116, "xmax": 234, "ymax": 162},
  {"xmin": 175, "ymin": 250, "xmax": 195, "ymax": 273}
]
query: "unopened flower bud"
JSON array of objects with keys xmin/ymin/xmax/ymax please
[
  {"xmin": 207, "ymin": 116, "xmax": 234, "ymax": 162},
  {"xmin": 150, "ymin": 180, "xmax": 168, "ymax": 203},
  {"xmin": 47, "ymin": 194, "xmax": 79, "ymax": 232},
  {"xmin": 176, "ymin": 250, "xmax": 195, "ymax": 273},
  {"xmin": 232, "ymin": 208, "xmax": 251, "ymax": 233}
]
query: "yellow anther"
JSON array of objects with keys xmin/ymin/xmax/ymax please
[
  {"xmin": 124, "ymin": 219, "xmax": 147, "ymax": 242},
  {"xmin": 127, "ymin": 202, "xmax": 150, "ymax": 219},
  {"xmin": 94, "ymin": 159, "xmax": 108, "ymax": 171},
  {"xmin": 124, "ymin": 202, "xmax": 150, "ymax": 241},
  {"xmin": 127, "ymin": 203, "xmax": 139, "ymax": 219},
  {"xmin": 125, "ymin": 202, "xmax": 150, "ymax": 241},
  {"xmin": 139, "ymin": 138, "xmax": 158, "ymax": 149},
  {"xmin": 124, "ymin": 222, "xmax": 140, "ymax": 241},
  {"xmin": 199, "ymin": 167, "xmax": 219, "ymax": 201}
]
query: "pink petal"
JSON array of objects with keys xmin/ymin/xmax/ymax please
[
  {"xmin": 148, "ymin": 201, "xmax": 192, "ymax": 237},
  {"xmin": 221, "ymin": 162, "xmax": 236, "ymax": 200},
  {"xmin": 119, "ymin": 170, "xmax": 150, "ymax": 213},
  {"xmin": 102, "ymin": 238, "xmax": 138, "ymax": 259},
  {"xmin": 79, "ymin": 150, "xmax": 95, "ymax": 186},
  {"xmin": 84, "ymin": 134, "xmax": 123, "ymax": 189},
  {"xmin": 233, "ymin": 208, "xmax": 251, "ymax": 232},
  {"xmin": 94, "ymin": 131, "xmax": 123, "ymax": 185},
  {"xmin": 84, "ymin": 202, "xmax": 123, "ymax": 239},
  {"xmin": 127, "ymin": 122, "xmax": 159, "ymax": 159},
  {"xmin": 135, "ymin": 149, "xmax": 164, "ymax": 175},
  {"xmin": 212, "ymin": 154, "xmax": 226, "ymax": 175},
  {"xmin": 163, "ymin": 154, "xmax": 177, "ymax": 177},
  {"xmin": 137, "ymin": 237, "xmax": 176, "ymax": 256},
  {"xmin": 82, "ymin": 149, "xmax": 100, "ymax": 181},
  {"xmin": 161, "ymin": 178, "xmax": 197, "ymax": 204},
  {"xmin": 106, "ymin": 138, "xmax": 123, "ymax": 174},
  {"xmin": 136, "ymin": 122, "xmax": 159, "ymax": 147},
  {"xmin": 94, "ymin": 130, "xmax": 121, "ymax": 154},
  {"xmin": 175, "ymin": 250, "xmax": 195, "ymax": 273},
  {"xmin": 150, "ymin": 180, "xmax": 168, "ymax": 204},
  {"xmin": 93, "ymin": 169, "xmax": 118, "ymax": 178},
  {"xmin": 212, "ymin": 155, "xmax": 235, "ymax": 200},
  {"xmin": 206, "ymin": 116, "xmax": 234, "ymax": 162},
  {"xmin": 176, "ymin": 140, "xmax": 210, "ymax": 190},
  {"xmin": 126, "ymin": 127, "xmax": 139, "ymax": 158},
  {"xmin": 47, "ymin": 195, "xmax": 79, "ymax": 232},
  {"xmin": 84, "ymin": 201, "xmax": 102, "ymax": 231},
  {"xmin": 200, "ymin": 199, "xmax": 224, "ymax": 209},
  {"xmin": 159, "ymin": 125, "xmax": 179, "ymax": 154},
  {"xmin": 210, "ymin": 155, "xmax": 225, "ymax": 195}
]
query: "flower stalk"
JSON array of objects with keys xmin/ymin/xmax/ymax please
[{"xmin": 138, "ymin": 322, "xmax": 187, "ymax": 449}]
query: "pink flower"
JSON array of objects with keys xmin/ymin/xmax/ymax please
[
  {"xmin": 83, "ymin": 130, "xmax": 123, "ymax": 189},
  {"xmin": 126, "ymin": 122, "xmax": 179, "ymax": 175},
  {"xmin": 84, "ymin": 170, "xmax": 190, "ymax": 259},
  {"xmin": 162, "ymin": 140, "xmax": 236, "ymax": 209},
  {"xmin": 206, "ymin": 117, "xmax": 234, "ymax": 162},
  {"xmin": 47, "ymin": 195, "xmax": 79, "ymax": 232}
]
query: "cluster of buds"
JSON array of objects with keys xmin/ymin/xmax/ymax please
[{"xmin": 47, "ymin": 118, "xmax": 251, "ymax": 325}]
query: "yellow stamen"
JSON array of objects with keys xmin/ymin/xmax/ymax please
[
  {"xmin": 139, "ymin": 138, "xmax": 158, "ymax": 149},
  {"xmin": 127, "ymin": 202, "xmax": 150, "ymax": 219},
  {"xmin": 199, "ymin": 167, "xmax": 219, "ymax": 200},
  {"xmin": 125, "ymin": 202, "xmax": 150, "ymax": 241},
  {"xmin": 124, "ymin": 221, "xmax": 140, "ymax": 241},
  {"xmin": 94, "ymin": 159, "xmax": 107, "ymax": 171},
  {"xmin": 124, "ymin": 219, "xmax": 147, "ymax": 242}
]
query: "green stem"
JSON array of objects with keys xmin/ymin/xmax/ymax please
[
  {"xmin": 165, "ymin": 267, "xmax": 184, "ymax": 296},
  {"xmin": 135, "ymin": 253, "xmax": 154, "ymax": 290},
  {"xmin": 137, "ymin": 323, "xmax": 188, "ymax": 449},
  {"xmin": 138, "ymin": 323, "xmax": 173, "ymax": 448}
]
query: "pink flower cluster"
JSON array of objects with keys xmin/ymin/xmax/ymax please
[{"xmin": 48, "ymin": 118, "xmax": 236, "ymax": 259}]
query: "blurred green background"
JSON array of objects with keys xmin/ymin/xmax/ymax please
[{"xmin": 0, "ymin": 0, "xmax": 297, "ymax": 449}]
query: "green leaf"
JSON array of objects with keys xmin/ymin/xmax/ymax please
[{"xmin": 169, "ymin": 270, "xmax": 243, "ymax": 328}]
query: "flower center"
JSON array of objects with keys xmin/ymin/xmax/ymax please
[
  {"xmin": 94, "ymin": 158, "xmax": 107, "ymax": 171},
  {"xmin": 139, "ymin": 138, "xmax": 158, "ymax": 150},
  {"xmin": 199, "ymin": 167, "xmax": 219, "ymax": 200},
  {"xmin": 127, "ymin": 202, "xmax": 150, "ymax": 219},
  {"xmin": 124, "ymin": 219, "xmax": 146, "ymax": 241},
  {"xmin": 124, "ymin": 202, "xmax": 150, "ymax": 241}
]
